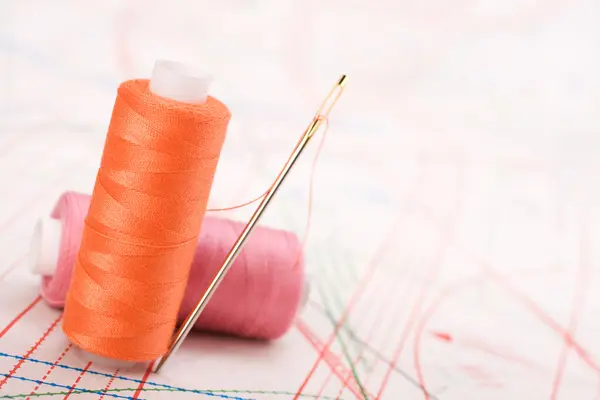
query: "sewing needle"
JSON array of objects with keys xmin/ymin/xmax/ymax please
[{"xmin": 155, "ymin": 75, "xmax": 347, "ymax": 372}]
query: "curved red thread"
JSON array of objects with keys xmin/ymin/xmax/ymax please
[
  {"xmin": 207, "ymin": 119, "xmax": 329, "ymax": 213},
  {"xmin": 375, "ymin": 225, "xmax": 456, "ymax": 399},
  {"xmin": 413, "ymin": 265, "xmax": 599, "ymax": 400},
  {"xmin": 413, "ymin": 278, "xmax": 481, "ymax": 399},
  {"xmin": 375, "ymin": 156, "xmax": 465, "ymax": 399},
  {"xmin": 408, "ymin": 183, "xmax": 600, "ymax": 376},
  {"xmin": 205, "ymin": 118, "xmax": 329, "ymax": 279},
  {"xmin": 293, "ymin": 119, "xmax": 329, "ymax": 270},
  {"xmin": 483, "ymin": 268, "xmax": 600, "ymax": 373},
  {"xmin": 206, "ymin": 190, "xmax": 268, "ymax": 212},
  {"xmin": 549, "ymin": 215, "xmax": 590, "ymax": 399}
]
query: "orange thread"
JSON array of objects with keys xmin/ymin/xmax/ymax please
[
  {"xmin": 207, "ymin": 118, "xmax": 330, "ymax": 271},
  {"xmin": 206, "ymin": 188, "xmax": 268, "ymax": 212},
  {"xmin": 62, "ymin": 79, "xmax": 230, "ymax": 361}
]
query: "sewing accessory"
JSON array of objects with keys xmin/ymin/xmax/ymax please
[{"xmin": 155, "ymin": 74, "xmax": 347, "ymax": 372}]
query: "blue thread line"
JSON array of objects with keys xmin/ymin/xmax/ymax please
[
  {"xmin": 0, "ymin": 373, "xmax": 138, "ymax": 400},
  {"xmin": 0, "ymin": 352, "xmax": 252, "ymax": 400}
]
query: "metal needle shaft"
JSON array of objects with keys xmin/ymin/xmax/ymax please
[{"xmin": 155, "ymin": 75, "xmax": 346, "ymax": 373}]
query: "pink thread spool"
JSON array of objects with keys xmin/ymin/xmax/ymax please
[{"xmin": 28, "ymin": 191, "xmax": 308, "ymax": 341}]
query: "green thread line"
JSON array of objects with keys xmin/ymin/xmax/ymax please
[
  {"xmin": 314, "ymin": 279, "xmax": 369, "ymax": 400},
  {"xmin": 317, "ymin": 244, "xmax": 371, "ymax": 398},
  {"xmin": 0, "ymin": 387, "xmax": 341, "ymax": 399},
  {"xmin": 312, "ymin": 237, "xmax": 370, "ymax": 373},
  {"xmin": 326, "ymin": 249, "xmax": 369, "ymax": 369}
]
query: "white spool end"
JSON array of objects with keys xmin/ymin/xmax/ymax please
[
  {"xmin": 149, "ymin": 59, "xmax": 212, "ymax": 104},
  {"xmin": 27, "ymin": 217, "xmax": 62, "ymax": 276}
]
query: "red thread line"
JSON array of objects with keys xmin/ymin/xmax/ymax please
[
  {"xmin": 98, "ymin": 368, "xmax": 120, "ymax": 400},
  {"xmin": 405, "ymin": 187, "xmax": 600, "ymax": 392},
  {"xmin": 292, "ymin": 119, "xmax": 328, "ymax": 270},
  {"xmin": 292, "ymin": 213, "xmax": 410, "ymax": 399},
  {"xmin": 361, "ymin": 259, "xmax": 420, "ymax": 391},
  {"xmin": 413, "ymin": 267, "xmax": 599, "ymax": 399},
  {"xmin": 306, "ymin": 299, "xmax": 429, "ymax": 384},
  {"xmin": 295, "ymin": 320, "xmax": 366, "ymax": 399},
  {"xmin": 0, "ymin": 315, "xmax": 62, "ymax": 390},
  {"xmin": 0, "ymin": 296, "xmax": 41, "ymax": 339},
  {"xmin": 132, "ymin": 362, "xmax": 154, "ymax": 399},
  {"xmin": 415, "ymin": 271, "xmax": 551, "ymax": 396},
  {"xmin": 332, "ymin": 256, "xmax": 410, "ymax": 399},
  {"xmin": 413, "ymin": 278, "xmax": 482, "ymax": 399},
  {"xmin": 458, "ymin": 337, "xmax": 541, "ymax": 371},
  {"xmin": 458, "ymin": 364, "xmax": 502, "ymax": 388},
  {"xmin": 294, "ymin": 158, "xmax": 428, "ymax": 399},
  {"xmin": 206, "ymin": 118, "xmax": 330, "ymax": 214},
  {"xmin": 293, "ymin": 270, "xmax": 374, "ymax": 400},
  {"xmin": 549, "ymin": 212, "xmax": 590, "ymax": 399},
  {"xmin": 375, "ymin": 157, "xmax": 465, "ymax": 399},
  {"xmin": 295, "ymin": 320, "xmax": 345, "ymax": 371},
  {"xmin": 483, "ymin": 267, "xmax": 600, "ymax": 372},
  {"xmin": 376, "ymin": 230, "xmax": 455, "ymax": 399},
  {"xmin": 431, "ymin": 331, "xmax": 452, "ymax": 342},
  {"xmin": 207, "ymin": 111, "xmax": 329, "ymax": 288},
  {"xmin": 62, "ymin": 361, "xmax": 92, "ymax": 400},
  {"xmin": 26, "ymin": 344, "xmax": 73, "ymax": 399}
]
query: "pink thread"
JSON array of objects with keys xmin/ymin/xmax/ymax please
[{"xmin": 41, "ymin": 191, "xmax": 305, "ymax": 340}]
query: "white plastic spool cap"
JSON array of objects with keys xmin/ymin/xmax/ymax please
[
  {"xmin": 149, "ymin": 59, "xmax": 212, "ymax": 104},
  {"xmin": 27, "ymin": 217, "xmax": 62, "ymax": 276}
]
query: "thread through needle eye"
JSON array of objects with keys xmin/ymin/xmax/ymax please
[
  {"xmin": 154, "ymin": 75, "xmax": 347, "ymax": 372},
  {"xmin": 306, "ymin": 75, "xmax": 346, "ymax": 140},
  {"xmin": 316, "ymin": 75, "xmax": 346, "ymax": 120}
]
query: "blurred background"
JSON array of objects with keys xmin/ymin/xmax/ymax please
[{"xmin": 0, "ymin": 0, "xmax": 599, "ymax": 398}]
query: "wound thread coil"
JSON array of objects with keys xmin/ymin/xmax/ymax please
[
  {"xmin": 62, "ymin": 78, "xmax": 230, "ymax": 361},
  {"xmin": 37, "ymin": 191, "xmax": 306, "ymax": 340}
]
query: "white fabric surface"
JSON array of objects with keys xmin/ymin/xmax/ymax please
[{"xmin": 0, "ymin": 0, "xmax": 599, "ymax": 398}]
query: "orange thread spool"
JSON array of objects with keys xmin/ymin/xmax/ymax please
[{"xmin": 62, "ymin": 70, "xmax": 230, "ymax": 361}]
